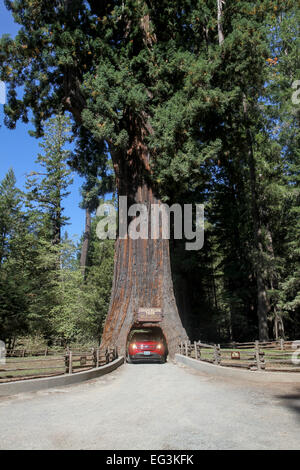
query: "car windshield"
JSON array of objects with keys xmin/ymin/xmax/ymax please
[{"xmin": 132, "ymin": 334, "xmax": 157, "ymax": 342}]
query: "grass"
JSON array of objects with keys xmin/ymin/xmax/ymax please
[
  {"xmin": 186, "ymin": 347, "xmax": 299, "ymax": 371},
  {"xmin": 0, "ymin": 355, "xmax": 65, "ymax": 382},
  {"xmin": 0, "ymin": 352, "xmax": 102, "ymax": 383}
]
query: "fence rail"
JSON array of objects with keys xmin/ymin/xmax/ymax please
[
  {"xmin": 178, "ymin": 340, "xmax": 300, "ymax": 372},
  {"xmin": 0, "ymin": 346, "xmax": 118, "ymax": 383}
]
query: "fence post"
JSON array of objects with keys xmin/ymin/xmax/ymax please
[
  {"xmin": 280, "ymin": 338, "xmax": 284, "ymax": 351},
  {"xmin": 91, "ymin": 347, "xmax": 95, "ymax": 367},
  {"xmin": 214, "ymin": 344, "xmax": 221, "ymax": 365},
  {"xmin": 68, "ymin": 350, "xmax": 73, "ymax": 374},
  {"xmin": 64, "ymin": 349, "xmax": 68, "ymax": 374},
  {"xmin": 194, "ymin": 341, "xmax": 198, "ymax": 360},
  {"xmin": 198, "ymin": 341, "xmax": 201, "ymax": 359},
  {"xmin": 185, "ymin": 341, "xmax": 188, "ymax": 357},
  {"xmin": 44, "ymin": 347, "xmax": 48, "ymax": 357},
  {"xmin": 255, "ymin": 341, "xmax": 263, "ymax": 371}
]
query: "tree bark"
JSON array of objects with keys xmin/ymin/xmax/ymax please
[
  {"xmin": 100, "ymin": 119, "xmax": 188, "ymax": 357},
  {"xmin": 53, "ymin": 211, "xmax": 61, "ymax": 246},
  {"xmin": 101, "ymin": 7, "xmax": 187, "ymax": 355},
  {"xmin": 243, "ymin": 97, "xmax": 269, "ymax": 341},
  {"xmin": 217, "ymin": 0, "xmax": 225, "ymax": 46},
  {"xmin": 256, "ymin": 268, "xmax": 269, "ymax": 340},
  {"xmin": 80, "ymin": 207, "xmax": 92, "ymax": 278},
  {"xmin": 266, "ymin": 227, "xmax": 284, "ymax": 339},
  {"xmin": 273, "ymin": 313, "xmax": 285, "ymax": 340}
]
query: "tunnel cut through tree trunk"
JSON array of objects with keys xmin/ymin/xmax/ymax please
[
  {"xmin": 100, "ymin": 118, "xmax": 188, "ymax": 357},
  {"xmin": 126, "ymin": 325, "xmax": 168, "ymax": 354}
]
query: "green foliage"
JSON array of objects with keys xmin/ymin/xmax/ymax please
[
  {"xmin": 0, "ymin": 1, "xmax": 299, "ymax": 342},
  {"xmin": 83, "ymin": 236, "xmax": 115, "ymax": 341},
  {"xmin": 0, "ymin": 168, "xmax": 23, "ymax": 264},
  {"xmin": 26, "ymin": 113, "xmax": 73, "ymax": 244},
  {"xmin": 71, "ymin": 127, "xmax": 115, "ymax": 212},
  {"xmin": 0, "ymin": 165, "xmax": 114, "ymax": 345},
  {"xmin": 0, "ymin": 169, "xmax": 29, "ymax": 341},
  {"xmin": 49, "ymin": 233, "xmax": 114, "ymax": 344}
]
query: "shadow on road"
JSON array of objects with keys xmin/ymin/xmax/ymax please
[
  {"xmin": 276, "ymin": 387, "xmax": 300, "ymax": 420},
  {"xmin": 127, "ymin": 361, "xmax": 167, "ymax": 365}
]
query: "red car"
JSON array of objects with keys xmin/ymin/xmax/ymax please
[{"xmin": 127, "ymin": 333, "xmax": 166, "ymax": 364}]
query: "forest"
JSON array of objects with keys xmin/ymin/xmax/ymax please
[{"xmin": 0, "ymin": 0, "xmax": 299, "ymax": 350}]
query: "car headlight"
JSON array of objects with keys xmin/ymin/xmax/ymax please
[
  {"xmin": 157, "ymin": 343, "xmax": 162, "ymax": 349},
  {"xmin": 131, "ymin": 343, "xmax": 137, "ymax": 350}
]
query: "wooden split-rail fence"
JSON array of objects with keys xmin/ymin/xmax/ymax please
[
  {"xmin": 178, "ymin": 340, "xmax": 300, "ymax": 373},
  {"xmin": 0, "ymin": 346, "xmax": 118, "ymax": 383}
]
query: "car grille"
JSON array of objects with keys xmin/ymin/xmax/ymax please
[{"xmin": 139, "ymin": 344, "xmax": 155, "ymax": 351}]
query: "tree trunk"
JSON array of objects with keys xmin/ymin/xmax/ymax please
[
  {"xmin": 217, "ymin": 0, "xmax": 225, "ymax": 46},
  {"xmin": 217, "ymin": 2, "xmax": 269, "ymax": 341},
  {"xmin": 243, "ymin": 97, "xmax": 269, "ymax": 341},
  {"xmin": 173, "ymin": 270, "xmax": 192, "ymax": 338},
  {"xmin": 80, "ymin": 207, "xmax": 92, "ymax": 277},
  {"xmin": 266, "ymin": 227, "xmax": 284, "ymax": 340},
  {"xmin": 256, "ymin": 269, "xmax": 269, "ymax": 340},
  {"xmin": 53, "ymin": 210, "xmax": 61, "ymax": 246},
  {"xmin": 100, "ymin": 121, "xmax": 188, "ymax": 357},
  {"xmin": 273, "ymin": 313, "xmax": 285, "ymax": 340},
  {"xmin": 100, "ymin": 185, "xmax": 188, "ymax": 357}
]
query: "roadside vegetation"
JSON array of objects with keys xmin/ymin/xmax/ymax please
[{"xmin": 0, "ymin": 1, "xmax": 299, "ymax": 348}]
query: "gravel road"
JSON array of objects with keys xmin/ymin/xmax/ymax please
[{"xmin": 0, "ymin": 361, "xmax": 299, "ymax": 450}]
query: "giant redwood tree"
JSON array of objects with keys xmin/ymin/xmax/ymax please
[{"xmin": 1, "ymin": 0, "xmax": 292, "ymax": 350}]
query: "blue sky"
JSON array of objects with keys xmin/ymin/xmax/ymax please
[{"xmin": 0, "ymin": 1, "xmax": 85, "ymax": 241}]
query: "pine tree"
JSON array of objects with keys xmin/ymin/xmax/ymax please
[
  {"xmin": 0, "ymin": 168, "xmax": 22, "ymax": 265},
  {"xmin": 0, "ymin": 169, "xmax": 29, "ymax": 342},
  {"xmin": 265, "ymin": 6, "xmax": 300, "ymax": 337},
  {"xmin": 26, "ymin": 114, "xmax": 73, "ymax": 245},
  {"xmin": 71, "ymin": 128, "xmax": 114, "ymax": 277}
]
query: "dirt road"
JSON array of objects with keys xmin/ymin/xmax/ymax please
[{"xmin": 0, "ymin": 361, "xmax": 299, "ymax": 449}]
